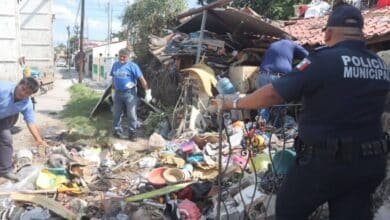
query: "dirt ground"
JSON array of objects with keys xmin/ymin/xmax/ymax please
[
  {"xmin": 12, "ymin": 68, "xmax": 72, "ymax": 150},
  {"xmin": 11, "ymin": 67, "xmax": 149, "ymax": 156}
]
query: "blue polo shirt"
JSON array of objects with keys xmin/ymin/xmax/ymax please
[
  {"xmin": 272, "ymin": 40, "xmax": 390, "ymax": 145},
  {"xmin": 0, "ymin": 81, "xmax": 35, "ymax": 124},
  {"xmin": 110, "ymin": 61, "xmax": 143, "ymax": 92},
  {"xmin": 260, "ymin": 39, "xmax": 309, "ymax": 74}
]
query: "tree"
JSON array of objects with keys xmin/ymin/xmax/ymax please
[
  {"xmin": 67, "ymin": 24, "xmax": 81, "ymax": 55},
  {"xmin": 111, "ymin": 31, "xmax": 127, "ymax": 41},
  {"xmin": 197, "ymin": 0, "xmax": 216, "ymax": 5},
  {"xmin": 55, "ymin": 43, "xmax": 66, "ymax": 53},
  {"xmin": 199, "ymin": 0, "xmax": 312, "ymax": 20},
  {"xmin": 231, "ymin": 0, "xmax": 313, "ymax": 20},
  {"xmin": 122, "ymin": 0, "xmax": 187, "ymax": 61},
  {"xmin": 69, "ymin": 36, "xmax": 79, "ymax": 54}
]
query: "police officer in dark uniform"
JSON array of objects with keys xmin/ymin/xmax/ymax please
[{"xmin": 220, "ymin": 4, "xmax": 389, "ymax": 219}]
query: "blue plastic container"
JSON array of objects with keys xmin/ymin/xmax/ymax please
[
  {"xmin": 30, "ymin": 68, "xmax": 41, "ymax": 78},
  {"xmin": 216, "ymin": 76, "xmax": 236, "ymax": 95}
]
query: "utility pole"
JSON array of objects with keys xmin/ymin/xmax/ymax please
[
  {"xmin": 66, "ymin": 25, "xmax": 70, "ymax": 73},
  {"xmin": 107, "ymin": 0, "xmax": 112, "ymax": 57},
  {"xmin": 78, "ymin": 0, "xmax": 85, "ymax": 83},
  {"xmin": 195, "ymin": 10, "xmax": 207, "ymax": 63}
]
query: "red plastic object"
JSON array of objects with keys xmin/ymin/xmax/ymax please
[
  {"xmin": 248, "ymin": 128, "xmax": 255, "ymax": 138},
  {"xmin": 377, "ymin": 0, "xmax": 390, "ymax": 8},
  {"xmin": 147, "ymin": 167, "xmax": 167, "ymax": 186},
  {"xmin": 178, "ymin": 199, "xmax": 201, "ymax": 220}
]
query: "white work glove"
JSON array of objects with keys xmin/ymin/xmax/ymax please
[
  {"xmin": 145, "ymin": 89, "xmax": 152, "ymax": 103},
  {"xmin": 210, "ymin": 94, "xmax": 239, "ymax": 113}
]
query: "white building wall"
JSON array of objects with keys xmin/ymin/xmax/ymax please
[
  {"xmin": 91, "ymin": 41, "xmax": 129, "ymax": 81},
  {"xmin": 19, "ymin": 0, "xmax": 54, "ymax": 75},
  {"xmin": 92, "ymin": 41, "xmax": 128, "ymax": 59},
  {"xmin": 0, "ymin": 1, "xmax": 21, "ymax": 82},
  {"xmin": 0, "ymin": 0, "xmax": 54, "ymax": 82}
]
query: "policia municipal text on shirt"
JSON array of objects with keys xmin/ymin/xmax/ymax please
[{"xmin": 342, "ymin": 55, "xmax": 389, "ymax": 80}]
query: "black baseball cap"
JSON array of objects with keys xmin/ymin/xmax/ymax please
[{"xmin": 324, "ymin": 4, "xmax": 364, "ymax": 30}]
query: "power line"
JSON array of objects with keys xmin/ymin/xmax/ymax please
[{"xmin": 74, "ymin": 0, "xmax": 81, "ymax": 27}]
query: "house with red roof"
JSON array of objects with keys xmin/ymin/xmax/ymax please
[{"xmin": 283, "ymin": 6, "xmax": 390, "ymax": 51}]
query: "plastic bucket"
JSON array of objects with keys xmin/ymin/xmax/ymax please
[{"xmin": 271, "ymin": 149, "xmax": 296, "ymax": 175}]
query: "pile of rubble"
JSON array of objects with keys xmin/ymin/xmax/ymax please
[{"xmin": 0, "ymin": 103, "xmax": 302, "ymax": 219}]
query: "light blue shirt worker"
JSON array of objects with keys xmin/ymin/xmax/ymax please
[
  {"xmin": 0, "ymin": 81, "xmax": 35, "ymax": 124},
  {"xmin": 110, "ymin": 61, "xmax": 143, "ymax": 91}
]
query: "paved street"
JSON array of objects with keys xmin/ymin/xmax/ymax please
[{"xmin": 13, "ymin": 68, "xmax": 74, "ymax": 149}]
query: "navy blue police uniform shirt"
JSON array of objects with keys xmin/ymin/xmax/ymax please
[{"xmin": 272, "ymin": 40, "xmax": 390, "ymax": 145}]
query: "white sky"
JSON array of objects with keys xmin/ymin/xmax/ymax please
[{"xmin": 53, "ymin": 0, "xmax": 199, "ymax": 46}]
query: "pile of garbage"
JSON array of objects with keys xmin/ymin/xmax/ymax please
[
  {"xmin": 124, "ymin": 102, "xmax": 300, "ymax": 219},
  {"xmin": 0, "ymin": 104, "xmax": 301, "ymax": 219},
  {"xmin": 148, "ymin": 6, "xmax": 285, "ymax": 70}
]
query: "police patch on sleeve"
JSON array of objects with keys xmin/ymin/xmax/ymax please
[{"xmin": 296, "ymin": 58, "xmax": 311, "ymax": 71}]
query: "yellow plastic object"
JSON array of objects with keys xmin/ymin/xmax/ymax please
[
  {"xmin": 23, "ymin": 66, "xmax": 31, "ymax": 78},
  {"xmin": 180, "ymin": 63, "xmax": 217, "ymax": 97},
  {"xmin": 252, "ymin": 135, "xmax": 266, "ymax": 151},
  {"xmin": 250, "ymin": 153, "xmax": 271, "ymax": 173},
  {"xmin": 35, "ymin": 169, "xmax": 69, "ymax": 190},
  {"xmin": 57, "ymin": 183, "xmax": 83, "ymax": 194}
]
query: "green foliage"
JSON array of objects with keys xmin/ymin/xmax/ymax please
[
  {"xmin": 61, "ymin": 84, "xmax": 112, "ymax": 143},
  {"xmin": 55, "ymin": 43, "xmax": 66, "ymax": 53},
  {"xmin": 122, "ymin": 0, "xmax": 187, "ymax": 61},
  {"xmin": 143, "ymin": 108, "xmax": 172, "ymax": 136},
  {"xmin": 230, "ymin": 0, "xmax": 312, "ymax": 20},
  {"xmin": 68, "ymin": 25, "xmax": 80, "ymax": 54},
  {"xmin": 69, "ymin": 36, "xmax": 79, "ymax": 54},
  {"xmin": 111, "ymin": 31, "xmax": 127, "ymax": 41},
  {"xmin": 200, "ymin": 0, "xmax": 313, "ymax": 20},
  {"xmin": 197, "ymin": 0, "xmax": 216, "ymax": 5}
]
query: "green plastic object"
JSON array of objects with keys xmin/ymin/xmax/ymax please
[
  {"xmin": 250, "ymin": 153, "xmax": 271, "ymax": 173},
  {"xmin": 47, "ymin": 167, "xmax": 68, "ymax": 176},
  {"xmin": 36, "ymin": 169, "xmax": 69, "ymax": 190},
  {"xmin": 126, "ymin": 182, "xmax": 194, "ymax": 202},
  {"xmin": 272, "ymin": 149, "xmax": 296, "ymax": 175}
]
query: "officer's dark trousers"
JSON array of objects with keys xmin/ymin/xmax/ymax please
[
  {"xmin": 0, "ymin": 115, "xmax": 19, "ymax": 174},
  {"xmin": 275, "ymin": 143, "xmax": 386, "ymax": 220}
]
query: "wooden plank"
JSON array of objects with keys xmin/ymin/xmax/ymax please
[{"xmin": 10, "ymin": 193, "xmax": 77, "ymax": 220}]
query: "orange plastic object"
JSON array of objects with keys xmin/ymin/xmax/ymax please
[{"xmin": 147, "ymin": 167, "xmax": 167, "ymax": 186}]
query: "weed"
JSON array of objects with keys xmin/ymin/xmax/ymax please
[{"xmin": 61, "ymin": 84, "xmax": 112, "ymax": 144}]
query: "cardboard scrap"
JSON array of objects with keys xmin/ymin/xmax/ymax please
[{"xmin": 10, "ymin": 193, "xmax": 77, "ymax": 220}]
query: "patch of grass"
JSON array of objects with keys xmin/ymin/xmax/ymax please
[{"xmin": 61, "ymin": 84, "xmax": 112, "ymax": 143}]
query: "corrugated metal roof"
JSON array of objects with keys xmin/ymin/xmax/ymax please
[{"xmin": 176, "ymin": 7, "xmax": 288, "ymax": 38}]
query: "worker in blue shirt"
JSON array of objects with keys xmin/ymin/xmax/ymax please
[
  {"xmin": 220, "ymin": 4, "xmax": 389, "ymax": 219},
  {"xmin": 111, "ymin": 48, "xmax": 152, "ymax": 141},
  {"xmin": 0, "ymin": 77, "xmax": 47, "ymax": 181},
  {"xmin": 257, "ymin": 34, "xmax": 309, "ymax": 123}
]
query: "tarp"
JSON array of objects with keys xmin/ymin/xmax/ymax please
[{"xmin": 176, "ymin": 7, "xmax": 288, "ymax": 38}]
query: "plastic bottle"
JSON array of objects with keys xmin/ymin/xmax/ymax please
[
  {"xmin": 223, "ymin": 112, "xmax": 233, "ymax": 135},
  {"xmin": 216, "ymin": 76, "xmax": 236, "ymax": 95}
]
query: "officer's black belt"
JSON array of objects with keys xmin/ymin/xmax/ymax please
[{"xmin": 295, "ymin": 137, "xmax": 388, "ymax": 159}]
